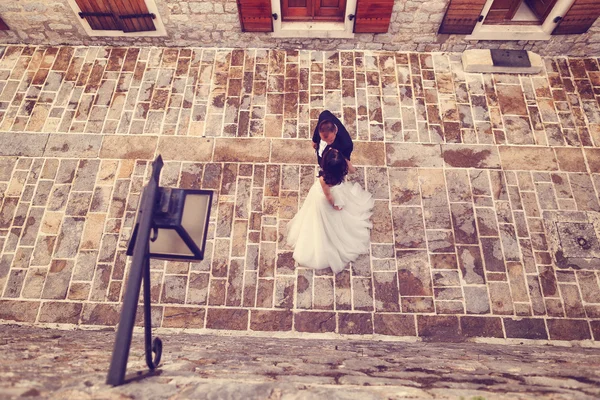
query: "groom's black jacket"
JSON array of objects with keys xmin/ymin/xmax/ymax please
[{"xmin": 312, "ymin": 110, "xmax": 354, "ymax": 167}]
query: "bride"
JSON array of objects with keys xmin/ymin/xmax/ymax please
[{"xmin": 287, "ymin": 148, "xmax": 374, "ymax": 274}]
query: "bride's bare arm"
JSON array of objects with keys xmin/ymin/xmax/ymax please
[{"xmin": 319, "ymin": 177, "xmax": 342, "ymax": 210}]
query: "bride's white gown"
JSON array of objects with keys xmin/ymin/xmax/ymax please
[{"xmin": 287, "ymin": 178, "xmax": 374, "ymax": 274}]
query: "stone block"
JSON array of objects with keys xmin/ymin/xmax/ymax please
[
  {"xmin": 499, "ymin": 146, "xmax": 558, "ymax": 171},
  {"xmin": 386, "ymin": 143, "xmax": 442, "ymax": 168},
  {"xmin": 442, "ymin": 144, "xmax": 500, "ymax": 169},
  {"xmin": 504, "ymin": 318, "xmax": 548, "ymax": 339},
  {"xmin": 38, "ymin": 302, "xmax": 82, "ymax": 324},
  {"xmin": 162, "ymin": 307, "xmax": 205, "ymax": 328},
  {"xmin": 270, "ymin": 139, "xmax": 315, "ymax": 164},
  {"xmin": 214, "ymin": 138, "xmax": 270, "ymax": 162},
  {"xmin": 157, "ymin": 137, "xmax": 213, "ymax": 162},
  {"xmin": 100, "ymin": 135, "xmax": 158, "ymax": 159},
  {"xmin": 353, "ymin": 142, "xmax": 385, "ymax": 166},
  {"xmin": 206, "ymin": 308, "xmax": 248, "ymax": 330},
  {"xmin": 460, "ymin": 316, "xmax": 503, "ymax": 338},
  {"xmin": 0, "ymin": 133, "xmax": 49, "ymax": 157},
  {"xmin": 417, "ymin": 315, "xmax": 462, "ymax": 342},
  {"xmin": 250, "ymin": 310, "xmax": 293, "ymax": 331},
  {"xmin": 373, "ymin": 313, "xmax": 416, "ymax": 336},
  {"xmin": 44, "ymin": 134, "xmax": 102, "ymax": 158},
  {"xmin": 0, "ymin": 300, "xmax": 39, "ymax": 322},
  {"xmin": 294, "ymin": 311, "xmax": 336, "ymax": 333}
]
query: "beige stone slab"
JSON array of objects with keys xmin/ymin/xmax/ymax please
[
  {"xmin": 0, "ymin": 132, "xmax": 49, "ymax": 157},
  {"xmin": 44, "ymin": 134, "xmax": 102, "ymax": 158},
  {"xmin": 498, "ymin": 146, "xmax": 558, "ymax": 171},
  {"xmin": 353, "ymin": 142, "xmax": 385, "ymax": 166},
  {"xmin": 554, "ymin": 147, "xmax": 586, "ymax": 172},
  {"xmin": 442, "ymin": 144, "xmax": 500, "ymax": 169},
  {"xmin": 271, "ymin": 139, "xmax": 315, "ymax": 164},
  {"xmin": 584, "ymin": 148, "xmax": 600, "ymax": 173},
  {"xmin": 214, "ymin": 138, "xmax": 270, "ymax": 163},
  {"xmin": 385, "ymin": 143, "xmax": 442, "ymax": 168},
  {"xmin": 462, "ymin": 49, "xmax": 543, "ymax": 74},
  {"xmin": 100, "ymin": 135, "xmax": 158, "ymax": 159},
  {"xmin": 157, "ymin": 137, "xmax": 213, "ymax": 162}
]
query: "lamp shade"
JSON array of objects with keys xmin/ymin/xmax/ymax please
[{"xmin": 127, "ymin": 187, "xmax": 213, "ymax": 261}]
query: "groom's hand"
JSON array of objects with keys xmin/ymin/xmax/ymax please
[
  {"xmin": 312, "ymin": 141, "xmax": 317, "ymax": 150},
  {"xmin": 347, "ymin": 159, "xmax": 356, "ymax": 174}
]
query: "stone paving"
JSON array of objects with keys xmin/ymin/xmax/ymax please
[
  {"xmin": 1, "ymin": 45, "xmax": 600, "ymax": 342},
  {"xmin": 3, "ymin": 325, "xmax": 600, "ymax": 399}
]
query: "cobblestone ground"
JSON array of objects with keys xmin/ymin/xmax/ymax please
[
  {"xmin": 1, "ymin": 46, "xmax": 600, "ymax": 343},
  {"xmin": 3, "ymin": 325, "xmax": 600, "ymax": 399}
]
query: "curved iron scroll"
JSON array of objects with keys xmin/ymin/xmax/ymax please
[{"xmin": 143, "ymin": 252, "xmax": 162, "ymax": 370}]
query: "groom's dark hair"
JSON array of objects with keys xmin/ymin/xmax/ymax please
[{"xmin": 318, "ymin": 120, "xmax": 337, "ymax": 135}]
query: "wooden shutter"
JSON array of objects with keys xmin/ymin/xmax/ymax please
[
  {"xmin": 314, "ymin": 0, "xmax": 347, "ymax": 22},
  {"xmin": 525, "ymin": 0, "xmax": 559, "ymax": 21},
  {"xmin": 438, "ymin": 0, "xmax": 487, "ymax": 34},
  {"xmin": 74, "ymin": 0, "xmax": 121, "ymax": 30},
  {"xmin": 75, "ymin": 0, "xmax": 156, "ymax": 32},
  {"xmin": 237, "ymin": 0, "xmax": 273, "ymax": 32},
  {"xmin": 485, "ymin": 0, "xmax": 521, "ymax": 23},
  {"xmin": 281, "ymin": 0, "xmax": 312, "ymax": 21},
  {"xmin": 110, "ymin": 0, "xmax": 156, "ymax": 32},
  {"xmin": 0, "ymin": 16, "xmax": 8, "ymax": 30},
  {"xmin": 552, "ymin": 0, "xmax": 600, "ymax": 35},
  {"xmin": 353, "ymin": 0, "xmax": 394, "ymax": 33}
]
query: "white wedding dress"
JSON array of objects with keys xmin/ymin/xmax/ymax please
[{"xmin": 287, "ymin": 178, "xmax": 374, "ymax": 274}]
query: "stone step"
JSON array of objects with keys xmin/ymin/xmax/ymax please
[{"xmin": 462, "ymin": 49, "xmax": 544, "ymax": 74}]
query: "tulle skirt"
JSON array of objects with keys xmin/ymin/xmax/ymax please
[{"xmin": 287, "ymin": 179, "xmax": 374, "ymax": 274}]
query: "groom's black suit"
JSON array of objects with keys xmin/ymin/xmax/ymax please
[{"xmin": 312, "ymin": 110, "xmax": 353, "ymax": 167}]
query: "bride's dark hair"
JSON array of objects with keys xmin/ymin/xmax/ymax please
[{"xmin": 320, "ymin": 148, "xmax": 348, "ymax": 186}]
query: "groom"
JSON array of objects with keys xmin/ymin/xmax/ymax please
[{"xmin": 312, "ymin": 110, "xmax": 355, "ymax": 172}]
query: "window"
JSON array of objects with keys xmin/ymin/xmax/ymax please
[
  {"xmin": 67, "ymin": 0, "xmax": 166, "ymax": 36},
  {"xmin": 272, "ymin": 0, "xmax": 357, "ymax": 38},
  {"xmin": 439, "ymin": 0, "xmax": 599, "ymax": 41},
  {"xmin": 236, "ymin": 0, "xmax": 395, "ymax": 37}
]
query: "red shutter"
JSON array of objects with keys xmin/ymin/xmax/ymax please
[
  {"xmin": 74, "ymin": 0, "xmax": 121, "ymax": 30},
  {"xmin": 485, "ymin": 0, "xmax": 521, "ymax": 23},
  {"xmin": 353, "ymin": 0, "xmax": 394, "ymax": 33},
  {"xmin": 281, "ymin": 0, "xmax": 312, "ymax": 21},
  {"xmin": 110, "ymin": 0, "xmax": 156, "ymax": 32},
  {"xmin": 552, "ymin": 0, "xmax": 600, "ymax": 35},
  {"xmin": 438, "ymin": 0, "xmax": 487, "ymax": 34},
  {"xmin": 237, "ymin": 0, "xmax": 274, "ymax": 32},
  {"xmin": 525, "ymin": 0, "xmax": 559, "ymax": 21},
  {"xmin": 0, "ymin": 17, "xmax": 8, "ymax": 30},
  {"xmin": 74, "ymin": 0, "xmax": 156, "ymax": 32},
  {"xmin": 314, "ymin": 0, "xmax": 347, "ymax": 22}
]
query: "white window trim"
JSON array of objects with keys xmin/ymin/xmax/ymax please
[
  {"xmin": 465, "ymin": 0, "xmax": 575, "ymax": 41},
  {"xmin": 270, "ymin": 0, "xmax": 357, "ymax": 38},
  {"xmin": 66, "ymin": 0, "xmax": 167, "ymax": 37}
]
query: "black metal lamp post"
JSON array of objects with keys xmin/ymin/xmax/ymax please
[{"xmin": 106, "ymin": 155, "xmax": 213, "ymax": 386}]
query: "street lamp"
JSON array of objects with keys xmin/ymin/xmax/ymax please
[{"xmin": 106, "ymin": 155, "xmax": 213, "ymax": 386}]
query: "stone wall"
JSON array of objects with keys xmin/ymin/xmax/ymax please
[
  {"xmin": 0, "ymin": 1, "xmax": 599, "ymax": 56},
  {"xmin": 2, "ymin": 324, "xmax": 600, "ymax": 398}
]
